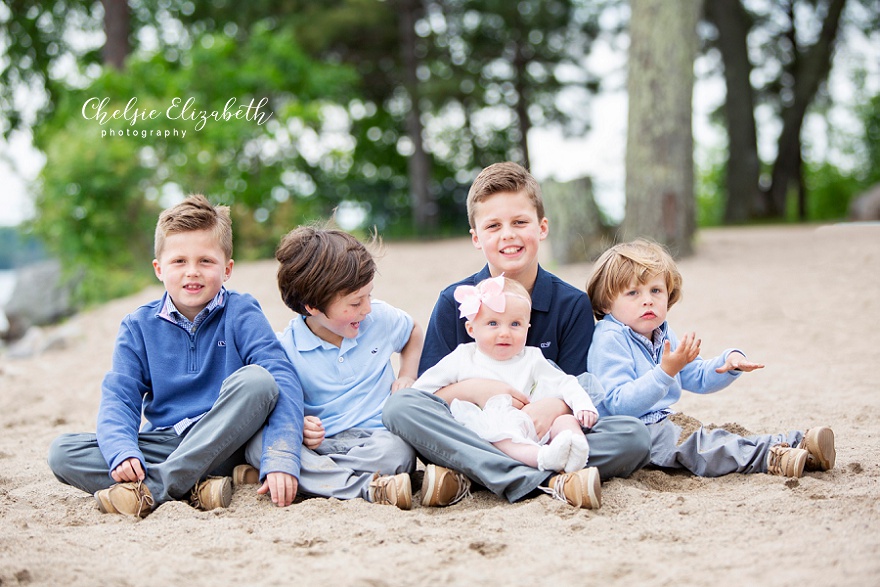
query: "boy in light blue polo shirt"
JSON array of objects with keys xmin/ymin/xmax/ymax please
[{"xmin": 249, "ymin": 224, "xmax": 422, "ymax": 509}]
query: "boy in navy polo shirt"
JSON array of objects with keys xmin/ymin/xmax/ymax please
[
  {"xmin": 245, "ymin": 225, "xmax": 422, "ymax": 509},
  {"xmin": 383, "ymin": 162, "xmax": 651, "ymax": 508}
]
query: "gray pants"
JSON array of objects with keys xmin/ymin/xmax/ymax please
[
  {"xmin": 648, "ymin": 416, "xmax": 803, "ymax": 476},
  {"xmin": 48, "ymin": 365, "xmax": 278, "ymax": 505},
  {"xmin": 245, "ymin": 427, "xmax": 415, "ymax": 501},
  {"xmin": 382, "ymin": 389, "xmax": 652, "ymax": 503}
]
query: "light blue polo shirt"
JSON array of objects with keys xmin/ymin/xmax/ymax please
[{"xmin": 277, "ymin": 300, "xmax": 413, "ymax": 437}]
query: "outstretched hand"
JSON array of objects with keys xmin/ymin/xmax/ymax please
[
  {"xmin": 716, "ymin": 351, "xmax": 764, "ymax": 373},
  {"xmin": 660, "ymin": 331, "xmax": 701, "ymax": 377}
]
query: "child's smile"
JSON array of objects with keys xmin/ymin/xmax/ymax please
[
  {"xmin": 470, "ymin": 190, "xmax": 548, "ymax": 283},
  {"xmin": 305, "ymin": 282, "xmax": 374, "ymax": 347},
  {"xmin": 152, "ymin": 229, "xmax": 233, "ymax": 322}
]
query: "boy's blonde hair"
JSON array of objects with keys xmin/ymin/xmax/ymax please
[
  {"xmin": 154, "ymin": 194, "xmax": 233, "ymax": 260},
  {"xmin": 586, "ymin": 239, "xmax": 682, "ymax": 321},
  {"xmin": 466, "ymin": 161, "xmax": 545, "ymax": 229},
  {"xmin": 275, "ymin": 224, "xmax": 376, "ymax": 316}
]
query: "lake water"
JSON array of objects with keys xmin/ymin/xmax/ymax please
[{"xmin": 0, "ymin": 269, "xmax": 16, "ymax": 308}]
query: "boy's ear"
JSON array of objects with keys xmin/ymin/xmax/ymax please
[
  {"xmin": 224, "ymin": 259, "xmax": 234, "ymax": 281},
  {"xmin": 152, "ymin": 259, "xmax": 163, "ymax": 281},
  {"xmin": 470, "ymin": 228, "xmax": 482, "ymax": 250},
  {"xmin": 539, "ymin": 216, "xmax": 549, "ymax": 240}
]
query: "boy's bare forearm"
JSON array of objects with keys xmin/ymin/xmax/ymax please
[{"xmin": 397, "ymin": 322, "xmax": 423, "ymax": 381}]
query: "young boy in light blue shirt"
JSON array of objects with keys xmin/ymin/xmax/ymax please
[
  {"xmin": 586, "ymin": 239, "xmax": 836, "ymax": 478},
  {"xmin": 242, "ymin": 225, "xmax": 422, "ymax": 509}
]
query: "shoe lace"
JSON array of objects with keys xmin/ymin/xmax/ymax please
[
  {"xmin": 766, "ymin": 443, "xmax": 791, "ymax": 475},
  {"xmin": 188, "ymin": 481, "xmax": 206, "ymax": 509},
  {"xmin": 132, "ymin": 480, "xmax": 155, "ymax": 517},
  {"xmin": 446, "ymin": 471, "xmax": 472, "ymax": 505},
  {"xmin": 547, "ymin": 473, "xmax": 572, "ymax": 504},
  {"xmin": 370, "ymin": 475, "xmax": 393, "ymax": 505}
]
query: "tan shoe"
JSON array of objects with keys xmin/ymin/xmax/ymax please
[
  {"xmin": 547, "ymin": 466, "xmax": 601, "ymax": 509},
  {"xmin": 232, "ymin": 464, "xmax": 260, "ymax": 486},
  {"xmin": 420, "ymin": 464, "xmax": 471, "ymax": 507},
  {"xmin": 95, "ymin": 481, "xmax": 155, "ymax": 518},
  {"xmin": 798, "ymin": 427, "xmax": 835, "ymax": 471},
  {"xmin": 189, "ymin": 477, "xmax": 233, "ymax": 511},
  {"xmin": 767, "ymin": 444, "xmax": 808, "ymax": 478},
  {"xmin": 368, "ymin": 473, "xmax": 412, "ymax": 510}
]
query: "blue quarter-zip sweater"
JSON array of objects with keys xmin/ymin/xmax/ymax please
[
  {"xmin": 588, "ymin": 314, "xmax": 741, "ymax": 420},
  {"xmin": 96, "ymin": 289, "xmax": 304, "ymax": 478}
]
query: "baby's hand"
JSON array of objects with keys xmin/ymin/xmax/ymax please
[
  {"xmin": 576, "ymin": 410, "xmax": 598, "ymax": 430},
  {"xmin": 661, "ymin": 332, "xmax": 701, "ymax": 377},
  {"xmin": 303, "ymin": 415, "xmax": 325, "ymax": 450},
  {"xmin": 716, "ymin": 352, "xmax": 765, "ymax": 373},
  {"xmin": 391, "ymin": 376, "xmax": 415, "ymax": 392}
]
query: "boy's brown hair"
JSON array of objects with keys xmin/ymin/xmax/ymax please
[
  {"xmin": 154, "ymin": 194, "xmax": 233, "ymax": 260},
  {"xmin": 586, "ymin": 239, "xmax": 683, "ymax": 321},
  {"xmin": 275, "ymin": 224, "xmax": 376, "ymax": 315},
  {"xmin": 466, "ymin": 161, "xmax": 545, "ymax": 229}
]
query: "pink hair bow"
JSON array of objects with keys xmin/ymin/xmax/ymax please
[{"xmin": 454, "ymin": 275, "xmax": 506, "ymax": 319}]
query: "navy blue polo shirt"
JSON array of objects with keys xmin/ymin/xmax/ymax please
[{"xmin": 418, "ymin": 264, "xmax": 595, "ymax": 376}]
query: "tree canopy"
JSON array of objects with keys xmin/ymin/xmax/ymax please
[{"xmin": 0, "ymin": 0, "xmax": 877, "ymax": 302}]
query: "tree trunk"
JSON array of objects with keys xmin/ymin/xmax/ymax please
[
  {"xmin": 100, "ymin": 0, "xmax": 129, "ymax": 70},
  {"xmin": 513, "ymin": 40, "xmax": 532, "ymax": 169},
  {"xmin": 703, "ymin": 0, "xmax": 762, "ymax": 223},
  {"xmin": 398, "ymin": 0, "xmax": 436, "ymax": 234},
  {"xmin": 543, "ymin": 176, "xmax": 611, "ymax": 264},
  {"xmin": 765, "ymin": 0, "xmax": 847, "ymax": 218},
  {"xmin": 624, "ymin": 0, "xmax": 699, "ymax": 256}
]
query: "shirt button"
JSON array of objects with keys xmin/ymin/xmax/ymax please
[{"xmin": 338, "ymin": 357, "xmax": 344, "ymax": 363}]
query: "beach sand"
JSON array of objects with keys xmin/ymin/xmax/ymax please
[{"xmin": 1, "ymin": 224, "xmax": 878, "ymax": 586}]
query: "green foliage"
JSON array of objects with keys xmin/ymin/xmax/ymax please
[
  {"xmin": 31, "ymin": 22, "xmax": 356, "ymax": 305},
  {"xmin": 802, "ymin": 162, "xmax": 862, "ymax": 221},
  {"xmin": 859, "ymin": 93, "xmax": 880, "ymax": 186},
  {"xmin": 173, "ymin": 1, "xmax": 609, "ymax": 234},
  {"xmin": 33, "ymin": 107, "xmax": 160, "ymax": 302},
  {"xmin": 695, "ymin": 149, "xmax": 726, "ymax": 227},
  {"xmin": 0, "ymin": 1, "xmax": 101, "ymax": 137}
]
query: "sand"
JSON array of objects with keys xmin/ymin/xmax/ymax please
[{"xmin": 1, "ymin": 223, "xmax": 878, "ymax": 586}]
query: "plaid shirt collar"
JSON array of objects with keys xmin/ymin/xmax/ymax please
[{"xmin": 158, "ymin": 287, "xmax": 226, "ymax": 333}]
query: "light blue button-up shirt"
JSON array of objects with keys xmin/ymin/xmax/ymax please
[{"xmin": 277, "ymin": 300, "xmax": 413, "ymax": 437}]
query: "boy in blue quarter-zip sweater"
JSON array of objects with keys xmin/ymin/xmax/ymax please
[{"xmin": 48, "ymin": 194, "xmax": 304, "ymax": 518}]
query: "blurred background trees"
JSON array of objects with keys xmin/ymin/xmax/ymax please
[{"xmin": 1, "ymin": 0, "xmax": 878, "ymax": 305}]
